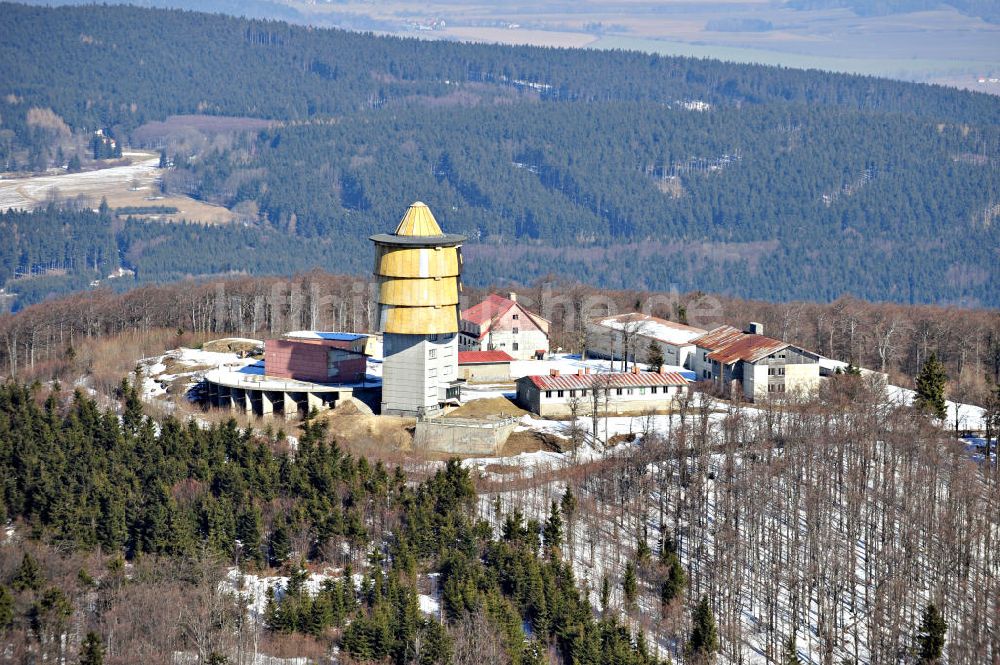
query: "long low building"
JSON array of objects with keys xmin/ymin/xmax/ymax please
[
  {"xmin": 587, "ymin": 313, "xmax": 706, "ymax": 369},
  {"xmin": 516, "ymin": 367, "xmax": 689, "ymax": 417},
  {"xmin": 458, "ymin": 350, "xmax": 514, "ymax": 382}
]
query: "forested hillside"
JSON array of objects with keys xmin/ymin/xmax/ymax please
[{"xmin": 1, "ymin": 2, "xmax": 999, "ymax": 307}]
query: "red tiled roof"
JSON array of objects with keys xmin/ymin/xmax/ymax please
[
  {"xmin": 707, "ymin": 335, "xmax": 788, "ymax": 364},
  {"xmin": 458, "ymin": 350, "xmax": 514, "ymax": 364},
  {"xmin": 691, "ymin": 325, "xmax": 745, "ymax": 351},
  {"xmin": 461, "ymin": 294, "xmax": 515, "ymax": 326},
  {"xmin": 523, "ymin": 371, "xmax": 689, "ymax": 391}
]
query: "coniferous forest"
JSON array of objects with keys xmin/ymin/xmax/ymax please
[{"xmin": 0, "ymin": 2, "xmax": 998, "ymax": 308}]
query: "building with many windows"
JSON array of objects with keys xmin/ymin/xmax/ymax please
[{"xmin": 515, "ymin": 367, "xmax": 689, "ymax": 417}]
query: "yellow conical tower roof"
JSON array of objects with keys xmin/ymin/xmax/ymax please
[{"xmin": 394, "ymin": 201, "xmax": 443, "ymax": 237}]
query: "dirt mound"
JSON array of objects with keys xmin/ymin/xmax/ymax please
[
  {"xmin": 446, "ymin": 396, "xmax": 527, "ymax": 419},
  {"xmin": 202, "ymin": 338, "xmax": 262, "ymax": 355},
  {"xmin": 316, "ymin": 400, "xmax": 415, "ymax": 455}
]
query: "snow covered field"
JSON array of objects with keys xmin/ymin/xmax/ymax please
[{"xmin": 0, "ymin": 151, "xmax": 161, "ymax": 210}]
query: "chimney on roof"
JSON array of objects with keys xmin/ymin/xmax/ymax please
[
  {"xmin": 585, "ymin": 367, "xmax": 591, "ymax": 374},
  {"xmin": 659, "ymin": 365, "xmax": 667, "ymax": 374},
  {"xmin": 508, "ymin": 292, "xmax": 517, "ymax": 302},
  {"xmin": 550, "ymin": 369, "xmax": 560, "ymax": 377},
  {"xmin": 632, "ymin": 365, "xmax": 639, "ymax": 374},
  {"xmin": 577, "ymin": 369, "xmax": 584, "ymax": 376},
  {"xmin": 747, "ymin": 321, "xmax": 764, "ymax": 335}
]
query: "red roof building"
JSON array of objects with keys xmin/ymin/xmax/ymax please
[
  {"xmin": 458, "ymin": 350, "xmax": 515, "ymax": 364},
  {"xmin": 459, "ymin": 292, "xmax": 550, "ymax": 360},
  {"xmin": 516, "ymin": 368, "xmax": 689, "ymax": 416}
]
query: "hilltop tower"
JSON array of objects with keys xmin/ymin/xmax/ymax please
[{"xmin": 371, "ymin": 202, "xmax": 465, "ymax": 417}]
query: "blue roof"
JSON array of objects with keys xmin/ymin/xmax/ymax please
[{"xmin": 285, "ymin": 331, "xmax": 368, "ymax": 342}]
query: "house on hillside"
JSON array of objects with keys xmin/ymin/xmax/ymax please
[
  {"xmin": 586, "ymin": 313, "xmax": 706, "ymax": 369},
  {"xmin": 692, "ymin": 323, "xmax": 821, "ymax": 401},
  {"xmin": 459, "ymin": 292, "xmax": 549, "ymax": 360},
  {"xmin": 516, "ymin": 367, "xmax": 689, "ymax": 417}
]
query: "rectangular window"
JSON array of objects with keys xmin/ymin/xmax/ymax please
[
  {"xmin": 513, "ymin": 342, "xmax": 519, "ymax": 351},
  {"xmin": 569, "ymin": 390, "xmax": 576, "ymax": 397},
  {"xmin": 513, "ymin": 314, "xmax": 519, "ymax": 320},
  {"xmin": 428, "ymin": 348, "xmax": 437, "ymax": 359},
  {"xmin": 513, "ymin": 327, "xmax": 519, "ymax": 335},
  {"xmin": 545, "ymin": 390, "xmax": 552, "ymax": 398},
  {"xmin": 639, "ymin": 387, "xmax": 646, "ymax": 395},
  {"xmin": 615, "ymin": 388, "xmax": 623, "ymax": 396},
  {"xmin": 651, "ymin": 386, "xmax": 658, "ymax": 394},
  {"xmin": 557, "ymin": 390, "xmax": 565, "ymax": 398},
  {"xmin": 581, "ymin": 389, "xmax": 588, "ymax": 397}
]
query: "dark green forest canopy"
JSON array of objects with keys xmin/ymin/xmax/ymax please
[
  {"xmin": 0, "ymin": 380, "xmax": 662, "ymax": 664},
  {"xmin": 0, "ymin": 2, "xmax": 998, "ymax": 308}
]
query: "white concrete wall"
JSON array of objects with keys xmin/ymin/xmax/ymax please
[{"xmin": 382, "ymin": 333, "xmax": 457, "ymax": 416}]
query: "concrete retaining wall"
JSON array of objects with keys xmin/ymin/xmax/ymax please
[{"xmin": 413, "ymin": 417, "xmax": 517, "ymax": 456}]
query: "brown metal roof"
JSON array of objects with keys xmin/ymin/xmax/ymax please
[
  {"xmin": 691, "ymin": 325, "xmax": 745, "ymax": 351},
  {"xmin": 706, "ymin": 334, "xmax": 789, "ymax": 364},
  {"xmin": 523, "ymin": 371, "xmax": 689, "ymax": 391}
]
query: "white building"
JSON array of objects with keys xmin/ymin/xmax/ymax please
[
  {"xmin": 459, "ymin": 292, "xmax": 550, "ymax": 360},
  {"xmin": 692, "ymin": 323, "xmax": 821, "ymax": 401},
  {"xmin": 515, "ymin": 367, "xmax": 689, "ymax": 417},
  {"xmin": 586, "ymin": 313, "xmax": 706, "ymax": 369}
]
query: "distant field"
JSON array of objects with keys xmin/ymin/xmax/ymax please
[
  {"xmin": 0, "ymin": 151, "xmax": 234, "ymax": 224},
  {"xmin": 286, "ymin": 0, "xmax": 1000, "ymax": 90},
  {"xmin": 589, "ymin": 35, "xmax": 995, "ymax": 82}
]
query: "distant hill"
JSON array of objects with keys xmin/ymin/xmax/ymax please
[{"xmin": 0, "ymin": 2, "xmax": 998, "ymax": 308}]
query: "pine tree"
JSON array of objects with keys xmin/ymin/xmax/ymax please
[
  {"xmin": 622, "ymin": 562, "xmax": 638, "ymax": 610},
  {"xmin": 79, "ymin": 631, "xmax": 104, "ymax": 665},
  {"xmin": 688, "ymin": 595, "xmax": 719, "ymax": 662},
  {"xmin": 636, "ymin": 531, "xmax": 652, "ymax": 564},
  {"xmin": 543, "ymin": 501, "xmax": 563, "ymax": 559},
  {"xmin": 13, "ymin": 553, "xmax": 44, "ymax": 592},
  {"xmin": 646, "ymin": 340, "xmax": 665, "ymax": 372},
  {"xmin": 269, "ymin": 518, "xmax": 291, "ymax": 567},
  {"xmin": 917, "ymin": 603, "xmax": 947, "ymax": 663},
  {"xmin": 660, "ymin": 553, "xmax": 686, "ymax": 606},
  {"xmin": 600, "ymin": 575, "xmax": 611, "ymax": 615},
  {"xmin": 0, "ymin": 585, "xmax": 13, "ymax": 630},
  {"xmin": 783, "ymin": 632, "xmax": 801, "ymax": 665},
  {"xmin": 915, "ymin": 353, "xmax": 947, "ymax": 419}
]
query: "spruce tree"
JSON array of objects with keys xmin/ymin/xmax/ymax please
[
  {"xmin": 915, "ymin": 353, "xmax": 948, "ymax": 419},
  {"xmin": 689, "ymin": 595, "xmax": 719, "ymax": 662},
  {"xmin": 646, "ymin": 340, "xmax": 665, "ymax": 372},
  {"xmin": 543, "ymin": 500, "xmax": 563, "ymax": 559},
  {"xmin": 917, "ymin": 603, "xmax": 947, "ymax": 663},
  {"xmin": 622, "ymin": 562, "xmax": 638, "ymax": 610},
  {"xmin": 600, "ymin": 575, "xmax": 611, "ymax": 615},
  {"xmin": 0, "ymin": 585, "xmax": 13, "ymax": 630},
  {"xmin": 660, "ymin": 553, "xmax": 686, "ymax": 606},
  {"xmin": 783, "ymin": 632, "xmax": 801, "ymax": 665},
  {"xmin": 13, "ymin": 553, "xmax": 43, "ymax": 592},
  {"xmin": 79, "ymin": 631, "xmax": 104, "ymax": 665}
]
